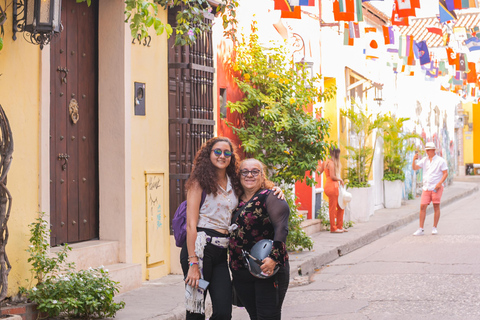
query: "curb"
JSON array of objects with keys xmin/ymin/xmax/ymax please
[{"xmin": 290, "ymin": 182, "xmax": 479, "ymax": 281}]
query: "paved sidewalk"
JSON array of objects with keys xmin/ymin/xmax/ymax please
[{"xmin": 113, "ymin": 178, "xmax": 479, "ymax": 320}]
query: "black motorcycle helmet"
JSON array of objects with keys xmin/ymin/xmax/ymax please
[{"xmin": 243, "ymin": 239, "xmax": 279, "ymax": 279}]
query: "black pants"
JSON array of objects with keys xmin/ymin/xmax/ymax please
[
  {"xmin": 180, "ymin": 229, "xmax": 232, "ymax": 320},
  {"xmin": 231, "ymin": 262, "xmax": 290, "ymax": 320}
]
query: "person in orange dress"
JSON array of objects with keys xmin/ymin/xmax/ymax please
[{"xmin": 322, "ymin": 147, "xmax": 346, "ymax": 233}]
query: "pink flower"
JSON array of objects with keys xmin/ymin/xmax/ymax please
[{"xmin": 187, "ymin": 29, "xmax": 194, "ymax": 37}]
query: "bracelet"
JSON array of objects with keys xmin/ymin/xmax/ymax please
[
  {"xmin": 189, "ymin": 261, "xmax": 199, "ymax": 267},
  {"xmin": 188, "ymin": 255, "xmax": 198, "ymax": 259}
]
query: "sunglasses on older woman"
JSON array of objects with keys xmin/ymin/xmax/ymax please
[{"xmin": 212, "ymin": 148, "xmax": 232, "ymax": 158}]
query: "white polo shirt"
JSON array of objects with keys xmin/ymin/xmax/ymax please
[{"xmin": 416, "ymin": 155, "xmax": 448, "ymax": 191}]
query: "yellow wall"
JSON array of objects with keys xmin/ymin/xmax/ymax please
[
  {"xmin": 324, "ymin": 78, "xmax": 338, "ymax": 143},
  {"xmin": 323, "ymin": 78, "xmax": 348, "ymax": 177},
  {"xmin": 463, "ymin": 102, "xmax": 474, "ymax": 163},
  {"xmin": 130, "ymin": 9, "xmax": 170, "ymax": 281},
  {"xmin": 322, "ymin": 78, "xmax": 338, "ymax": 201},
  {"xmin": 473, "ymin": 103, "xmax": 480, "ymax": 164},
  {"xmin": 0, "ymin": 11, "xmax": 42, "ymax": 295}
]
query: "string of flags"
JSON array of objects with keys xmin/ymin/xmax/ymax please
[
  {"xmin": 343, "ymin": 21, "xmax": 480, "ymax": 100},
  {"xmin": 271, "ymin": 0, "xmax": 480, "ymax": 100}
]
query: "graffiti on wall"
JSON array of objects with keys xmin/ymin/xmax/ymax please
[{"xmin": 403, "ymin": 101, "xmax": 455, "ymax": 199}]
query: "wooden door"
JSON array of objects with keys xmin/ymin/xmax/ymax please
[
  {"xmin": 168, "ymin": 7, "xmax": 215, "ymax": 230},
  {"xmin": 50, "ymin": 0, "xmax": 99, "ymax": 246}
]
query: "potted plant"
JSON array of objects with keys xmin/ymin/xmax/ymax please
[
  {"xmin": 341, "ymin": 104, "xmax": 387, "ymax": 222},
  {"xmin": 383, "ymin": 114, "xmax": 422, "ymax": 208}
]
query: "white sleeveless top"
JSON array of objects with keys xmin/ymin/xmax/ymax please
[{"xmin": 197, "ymin": 176, "xmax": 238, "ymax": 230}]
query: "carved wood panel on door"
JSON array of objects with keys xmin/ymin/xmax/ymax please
[{"xmin": 50, "ymin": 0, "xmax": 99, "ymax": 246}]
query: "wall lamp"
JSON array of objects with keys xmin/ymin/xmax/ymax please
[{"xmin": 12, "ymin": 0, "xmax": 62, "ymax": 49}]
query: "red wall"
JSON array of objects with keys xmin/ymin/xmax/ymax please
[{"xmin": 216, "ymin": 39, "xmax": 244, "ymax": 154}]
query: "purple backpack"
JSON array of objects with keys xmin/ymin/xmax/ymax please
[{"xmin": 172, "ymin": 191, "xmax": 206, "ymax": 247}]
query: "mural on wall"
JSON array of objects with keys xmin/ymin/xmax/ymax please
[{"xmin": 403, "ymin": 100, "xmax": 455, "ymax": 199}]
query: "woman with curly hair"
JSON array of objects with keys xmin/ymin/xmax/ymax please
[{"xmin": 181, "ymin": 137, "xmax": 282, "ymax": 320}]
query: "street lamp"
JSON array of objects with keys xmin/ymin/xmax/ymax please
[
  {"xmin": 373, "ymin": 82, "xmax": 383, "ymax": 106},
  {"xmin": 13, "ymin": 0, "xmax": 62, "ymax": 49}
]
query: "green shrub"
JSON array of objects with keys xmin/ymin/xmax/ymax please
[
  {"xmin": 285, "ymin": 189, "xmax": 313, "ymax": 252},
  {"xmin": 20, "ymin": 213, "xmax": 125, "ymax": 319},
  {"xmin": 341, "ymin": 104, "xmax": 387, "ymax": 188},
  {"xmin": 383, "ymin": 172, "xmax": 405, "ymax": 182},
  {"xmin": 383, "ymin": 114, "xmax": 422, "ymax": 182}
]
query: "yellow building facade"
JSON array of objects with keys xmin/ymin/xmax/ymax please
[
  {"xmin": 0, "ymin": 0, "xmax": 172, "ymax": 297},
  {"xmin": 462, "ymin": 102, "xmax": 480, "ymax": 167}
]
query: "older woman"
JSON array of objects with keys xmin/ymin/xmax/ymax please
[{"xmin": 229, "ymin": 158, "xmax": 290, "ymax": 320}]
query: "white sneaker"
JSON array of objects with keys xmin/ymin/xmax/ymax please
[
  {"xmin": 432, "ymin": 227, "xmax": 438, "ymax": 235},
  {"xmin": 413, "ymin": 228, "xmax": 424, "ymax": 236}
]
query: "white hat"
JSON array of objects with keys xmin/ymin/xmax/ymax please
[
  {"xmin": 338, "ymin": 184, "xmax": 352, "ymax": 210},
  {"xmin": 425, "ymin": 142, "xmax": 436, "ymax": 150}
]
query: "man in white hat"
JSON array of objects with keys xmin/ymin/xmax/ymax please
[{"xmin": 411, "ymin": 142, "xmax": 448, "ymax": 235}]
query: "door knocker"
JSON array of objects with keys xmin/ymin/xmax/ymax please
[
  {"xmin": 69, "ymin": 99, "xmax": 79, "ymax": 124},
  {"xmin": 57, "ymin": 66, "xmax": 69, "ymax": 84},
  {"xmin": 58, "ymin": 153, "xmax": 70, "ymax": 171}
]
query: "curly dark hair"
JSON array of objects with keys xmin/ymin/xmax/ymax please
[{"xmin": 185, "ymin": 137, "xmax": 243, "ymax": 197}]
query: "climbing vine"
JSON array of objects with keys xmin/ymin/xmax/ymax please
[
  {"xmin": 0, "ymin": 105, "xmax": 14, "ymax": 302},
  {"xmin": 0, "ymin": 0, "xmax": 238, "ymax": 51},
  {"xmin": 124, "ymin": 0, "xmax": 238, "ymax": 46}
]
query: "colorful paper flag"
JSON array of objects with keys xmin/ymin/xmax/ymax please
[
  {"xmin": 439, "ymin": 0, "xmax": 458, "ymax": 23},
  {"xmin": 274, "ymin": 0, "xmax": 292, "ymax": 11},
  {"xmin": 356, "ymin": 0, "xmax": 363, "ymax": 21},
  {"xmin": 382, "ymin": 25, "xmax": 395, "ymax": 44},
  {"xmin": 281, "ymin": 5, "xmax": 302, "ymax": 18},
  {"xmin": 365, "ymin": 28, "xmax": 382, "ymax": 59},
  {"xmin": 453, "ymin": 26, "xmax": 468, "ymax": 41},
  {"xmin": 446, "ymin": 47, "xmax": 456, "ymax": 65},
  {"xmin": 343, "ymin": 22, "xmax": 354, "ymax": 45},
  {"xmin": 467, "ymin": 62, "xmax": 477, "ymax": 83},
  {"xmin": 446, "ymin": 0, "xmax": 455, "ymax": 10},
  {"xmin": 426, "ymin": 67, "xmax": 439, "ymax": 78},
  {"xmin": 464, "ymin": 37, "xmax": 480, "ymax": 51},
  {"xmin": 391, "ymin": 9, "xmax": 409, "ymax": 25},
  {"xmin": 439, "ymin": 61, "xmax": 448, "ymax": 75},
  {"xmin": 455, "ymin": 53, "xmax": 466, "ymax": 71},
  {"xmin": 415, "ymin": 40, "xmax": 431, "ymax": 65},
  {"xmin": 333, "ymin": 0, "xmax": 355, "ymax": 21},
  {"xmin": 395, "ymin": 0, "xmax": 416, "ymax": 17},
  {"xmin": 406, "ymin": 35, "xmax": 415, "ymax": 65},
  {"xmin": 426, "ymin": 27, "xmax": 443, "ymax": 36},
  {"xmin": 289, "ymin": 0, "xmax": 315, "ymax": 6}
]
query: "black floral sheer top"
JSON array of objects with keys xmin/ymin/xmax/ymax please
[{"xmin": 229, "ymin": 189, "xmax": 290, "ymax": 271}]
